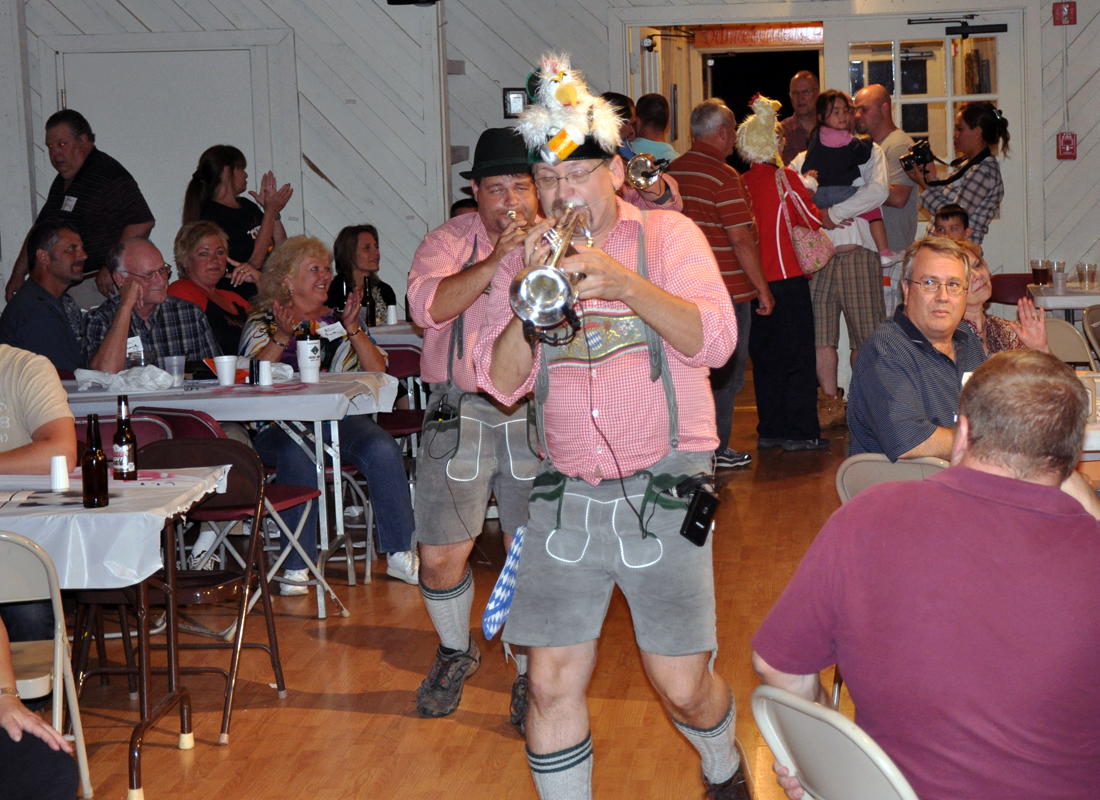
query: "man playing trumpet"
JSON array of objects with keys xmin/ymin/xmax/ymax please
[{"xmin": 473, "ymin": 55, "xmax": 746, "ymax": 800}]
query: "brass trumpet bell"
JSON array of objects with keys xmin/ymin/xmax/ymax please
[{"xmin": 625, "ymin": 152, "xmax": 668, "ymax": 190}]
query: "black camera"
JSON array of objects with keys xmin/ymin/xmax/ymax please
[{"xmin": 900, "ymin": 139, "xmax": 936, "ymax": 173}]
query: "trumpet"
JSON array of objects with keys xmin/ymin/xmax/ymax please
[
  {"xmin": 625, "ymin": 152, "xmax": 669, "ymax": 191},
  {"xmin": 509, "ymin": 204, "xmax": 592, "ymax": 344}
]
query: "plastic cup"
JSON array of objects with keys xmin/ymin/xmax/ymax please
[
  {"xmin": 386, "ymin": 306, "xmax": 398, "ymax": 325},
  {"xmin": 50, "ymin": 455, "xmax": 70, "ymax": 492},
  {"xmin": 297, "ymin": 338, "xmax": 321, "ymax": 384},
  {"xmin": 1052, "ymin": 270, "xmax": 1068, "ymax": 295},
  {"xmin": 1077, "ymin": 263, "xmax": 1088, "ymax": 287},
  {"xmin": 164, "ymin": 355, "xmax": 185, "ymax": 387},
  {"xmin": 1088, "ymin": 264, "xmax": 1098, "ymax": 290},
  {"xmin": 258, "ymin": 360, "xmax": 273, "ymax": 386},
  {"xmin": 214, "ymin": 355, "xmax": 238, "ymax": 387}
]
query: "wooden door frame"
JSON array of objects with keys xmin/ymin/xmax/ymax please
[{"xmin": 609, "ymin": 1, "xmax": 1044, "ymax": 258}]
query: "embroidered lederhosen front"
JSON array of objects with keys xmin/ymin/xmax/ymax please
[{"xmin": 415, "ymin": 237, "xmax": 539, "ymax": 545}]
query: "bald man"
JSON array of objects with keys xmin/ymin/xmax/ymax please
[
  {"xmin": 780, "ymin": 71, "xmax": 819, "ymax": 165},
  {"xmin": 852, "ymin": 84, "xmax": 918, "ymax": 313}
]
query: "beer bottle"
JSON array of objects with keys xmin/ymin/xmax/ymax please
[
  {"xmin": 82, "ymin": 414, "xmax": 109, "ymax": 508},
  {"xmin": 113, "ymin": 395, "xmax": 137, "ymax": 481},
  {"xmin": 364, "ymin": 278, "xmax": 377, "ymax": 328}
]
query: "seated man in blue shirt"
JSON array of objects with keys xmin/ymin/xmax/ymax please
[
  {"xmin": 847, "ymin": 237, "xmax": 985, "ymax": 461},
  {"xmin": 84, "ymin": 238, "xmax": 220, "ymax": 372},
  {"xmin": 0, "ymin": 222, "xmax": 87, "ymax": 373}
]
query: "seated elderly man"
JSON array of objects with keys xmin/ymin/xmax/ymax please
[
  {"xmin": 84, "ymin": 238, "xmax": 220, "ymax": 372},
  {"xmin": 846, "ymin": 237, "xmax": 985, "ymax": 460},
  {"xmin": 753, "ymin": 350, "xmax": 1100, "ymax": 800},
  {"xmin": 0, "ymin": 222, "xmax": 87, "ymax": 373}
]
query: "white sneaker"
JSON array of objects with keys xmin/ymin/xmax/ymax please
[
  {"xmin": 279, "ymin": 568, "xmax": 310, "ymax": 596},
  {"xmin": 386, "ymin": 550, "xmax": 419, "ymax": 585},
  {"xmin": 188, "ymin": 550, "xmax": 220, "ymax": 570}
]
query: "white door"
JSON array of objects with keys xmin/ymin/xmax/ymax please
[
  {"xmin": 823, "ymin": 12, "xmax": 1025, "ymax": 275},
  {"xmin": 59, "ymin": 49, "xmax": 256, "ymax": 264}
]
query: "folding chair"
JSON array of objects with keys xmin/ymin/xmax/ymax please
[
  {"xmin": 1046, "ymin": 317, "xmax": 1098, "ymax": 371},
  {"xmin": 76, "ymin": 439, "xmax": 287, "ymax": 746},
  {"xmin": 752, "ymin": 685, "xmax": 919, "ymax": 800},
  {"xmin": 988, "ymin": 273, "xmax": 1031, "ymax": 306},
  {"xmin": 835, "ymin": 453, "xmax": 950, "ymax": 504},
  {"xmin": 1082, "ymin": 305, "xmax": 1100, "ymax": 363},
  {"xmin": 1, "ymin": 531, "xmax": 93, "ymax": 797},
  {"xmin": 75, "ymin": 414, "xmax": 172, "ymax": 456}
]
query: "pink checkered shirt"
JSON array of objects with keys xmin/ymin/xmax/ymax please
[
  {"xmin": 474, "ymin": 199, "xmax": 737, "ymax": 484},
  {"xmin": 408, "ymin": 213, "xmax": 503, "ymax": 391}
]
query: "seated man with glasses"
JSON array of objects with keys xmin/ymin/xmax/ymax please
[
  {"xmin": 84, "ymin": 238, "xmax": 220, "ymax": 372},
  {"xmin": 846, "ymin": 237, "xmax": 985, "ymax": 461}
]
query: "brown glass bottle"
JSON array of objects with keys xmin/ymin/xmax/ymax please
[
  {"xmin": 113, "ymin": 395, "xmax": 137, "ymax": 480},
  {"xmin": 82, "ymin": 414, "xmax": 109, "ymax": 508}
]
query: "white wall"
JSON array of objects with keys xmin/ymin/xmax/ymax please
[
  {"xmin": 445, "ymin": 0, "xmax": 1100, "ymax": 266},
  {"xmin": 4, "ymin": 0, "xmax": 449, "ymax": 313}
]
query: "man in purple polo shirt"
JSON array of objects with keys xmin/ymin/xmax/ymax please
[{"xmin": 753, "ymin": 349, "xmax": 1100, "ymax": 800}]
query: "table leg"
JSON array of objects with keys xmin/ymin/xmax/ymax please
[
  {"xmin": 313, "ymin": 420, "xmax": 328, "ymax": 619},
  {"xmin": 328, "ymin": 421, "xmax": 350, "ymax": 585}
]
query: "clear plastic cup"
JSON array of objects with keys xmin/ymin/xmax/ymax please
[{"xmin": 164, "ymin": 355, "xmax": 185, "ymax": 387}]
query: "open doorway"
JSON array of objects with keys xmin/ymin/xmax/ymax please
[{"xmin": 707, "ymin": 49, "xmax": 820, "ymax": 173}]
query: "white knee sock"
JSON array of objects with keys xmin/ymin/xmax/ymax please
[
  {"xmin": 420, "ymin": 569, "xmax": 473, "ymax": 652},
  {"xmin": 527, "ymin": 733, "xmax": 593, "ymax": 800},
  {"xmin": 673, "ymin": 702, "xmax": 739, "ymax": 784},
  {"xmin": 192, "ymin": 529, "xmax": 217, "ymax": 558}
]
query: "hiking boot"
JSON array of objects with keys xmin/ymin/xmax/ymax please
[
  {"xmin": 703, "ymin": 739, "xmax": 754, "ymax": 799},
  {"xmin": 416, "ymin": 639, "xmax": 481, "ymax": 718},
  {"xmin": 817, "ymin": 388, "xmax": 847, "ymax": 429},
  {"xmin": 510, "ymin": 673, "xmax": 529, "ymax": 736}
]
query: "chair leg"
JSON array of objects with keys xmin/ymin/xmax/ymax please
[
  {"xmin": 117, "ymin": 606, "xmax": 139, "ymax": 700},
  {"xmin": 93, "ymin": 606, "xmax": 110, "ymax": 686},
  {"xmin": 62, "ymin": 640, "xmax": 94, "ymax": 798}
]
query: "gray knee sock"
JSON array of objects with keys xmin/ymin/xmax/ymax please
[
  {"xmin": 527, "ymin": 734, "xmax": 593, "ymax": 800},
  {"xmin": 673, "ymin": 702, "xmax": 739, "ymax": 784},
  {"xmin": 420, "ymin": 570, "xmax": 473, "ymax": 652}
]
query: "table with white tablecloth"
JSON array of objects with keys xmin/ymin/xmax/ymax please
[{"xmin": 65, "ymin": 373, "xmax": 398, "ymax": 618}]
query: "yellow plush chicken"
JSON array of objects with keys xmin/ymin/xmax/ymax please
[{"xmin": 517, "ymin": 53, "xmax": 621, "ymax": 165}]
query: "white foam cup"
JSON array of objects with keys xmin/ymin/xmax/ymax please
[
  {"xmin": 50, "ymin": 455, "xmax": 70, "ymax": 492},
  {"xmin": 214, "ymin": 355, "xmax": 238, "ymax": 386}
]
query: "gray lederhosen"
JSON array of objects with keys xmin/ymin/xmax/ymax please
[
  {"xmin": 414, "ymin": 239, "xmax": 540, "ymax": 546},
  {"xmin": 502, "ymin": 215, "xmax": 718, "ymax": 658}
]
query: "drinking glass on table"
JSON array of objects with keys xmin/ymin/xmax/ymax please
[{"xmin": 1031, "ymin": 259, "xmax": 1051, "ymax": 287}]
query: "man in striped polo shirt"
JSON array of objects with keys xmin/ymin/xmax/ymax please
[
  {"xmin": 847, "ymin": 237, "xmax": 985, "ymax": 460},
  {"xmin": 668, "ymin": 99, "xmax": 774, "ymax": 469}
]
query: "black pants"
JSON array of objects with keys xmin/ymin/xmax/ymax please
[
  {"xmin": 749, "ymin": 277, "xmax": 821, "ymax": 441},
  {"xmin": 0, "ymin": 728, "xmax": 79, "ymax": 800}
]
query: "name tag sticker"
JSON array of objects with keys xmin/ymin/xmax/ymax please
[
  {"xmin": 61, "ymin": 196, "xmax": 77, "ymax": 212},
  {"xmin": 126, "ymin": 336, "xmax": 144, "ymax": 355},
  {"xmin": 316, "ymin": 321, "xmax": 346, "ymax": 340}
]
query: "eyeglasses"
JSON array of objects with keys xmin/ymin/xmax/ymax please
[
  {"xmin": 906, "ymin": 277, "xmax": 968, "ymax": 297},
  {"xmin": 119, "ymin": 264, "xmax": 172, "ymax": 283},
  {"xmin": 533, "ymin": 163, "xmax": 605, "ymax": 191}
]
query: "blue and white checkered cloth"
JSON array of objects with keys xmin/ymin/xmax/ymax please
[{"xmin": 482, "ymin": 526, "xmax": 524, "ymax": 640}]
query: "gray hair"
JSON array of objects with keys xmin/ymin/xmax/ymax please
[
  {"xmin": 901, "ymin": 237, "xmax": 971, "ymax": 284},
  {"xmin": 690, "ymin": 99, "xmax": 735, "ymax": 139}
]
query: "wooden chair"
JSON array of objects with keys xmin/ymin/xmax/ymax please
[
  {"xmin": 76, "ymin": 439, "xmax": 287, "ymax": 746},
  {"xmin": 752, "ymin": 685, "xmax": 919, "ymax": 800},
  {"xmin": 1046, "ymin": 317, "xmax": 1098, "ymax": 371},
  {"xmin": 0, "ymin": 531, "xmax": 93, "ymax": 797}
]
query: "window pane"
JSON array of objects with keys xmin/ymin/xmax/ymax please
[
  {"xmin": 848, "ymin": 42, "xmax": 893, "ymax": 96},
  {"xmin": 952, "ymin": 36, "xmax": 997, "ymax": 95},
  {"xmin": 899, "ymin": 40, "xmax": 945, "ymax": 96},
  {"xmin": 900, "ymin": 101, "xmax": 949, "ymax": 172}
]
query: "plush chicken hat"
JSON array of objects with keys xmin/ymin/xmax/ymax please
[
  {"xmin": 736, "ymin": 93, "xmax": 784, "ymax": 166},
  {"xmin": 517, "ymin": 53, "xmax": 622, "ymax": 164}
]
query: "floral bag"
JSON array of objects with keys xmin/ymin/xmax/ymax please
[{"xmin": 775, "ymin": 168, "xmax": 835, "ymax": 276}]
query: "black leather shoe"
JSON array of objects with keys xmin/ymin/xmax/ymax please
[{"xmin": 782, "ymin": 438, "xmax": 831, "ymax": 452}]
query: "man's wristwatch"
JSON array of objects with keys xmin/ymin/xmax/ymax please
[{"xmin": 0, "ymin": 686, "xmax": 19, "ymax": 697}]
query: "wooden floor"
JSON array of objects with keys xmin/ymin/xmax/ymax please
[{"xmin": 77, "ymin": 388, "xmax": 849, "ymax": 799}]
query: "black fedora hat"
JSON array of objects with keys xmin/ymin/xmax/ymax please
[{"xmin": 460, "ymin": 128, "xmax": 530, "ymax": 180}]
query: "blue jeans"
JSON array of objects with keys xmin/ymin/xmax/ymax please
[
  {"xmin": 709, "ymin": 300, "xmax": 752, "ymax": 450},
  {"xmin": 253, "ymin": 416, "xmax": 415, "ymax": 570}
]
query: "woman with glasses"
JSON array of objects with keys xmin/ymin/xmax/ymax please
[
  {"xmin": 957, "ymin": 240, "xmax": 1048, "ymax": 356},
  {"xmin": 168, "ymin": 221, "xmax": 251, "ymax": 356},
  {"xmin": 239, "ymin": 236, "xmax": 418, "ymax": 593},
  {"xmin": 183, "ymin": 145, "xmax": 292, "ymax": 301}
]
